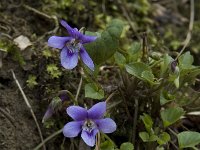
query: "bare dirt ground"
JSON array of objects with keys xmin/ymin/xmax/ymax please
[{"xmin": 0, "ymin": 60, "xmax": 42, "ymax": 150}]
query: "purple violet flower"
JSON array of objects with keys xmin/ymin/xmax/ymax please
[
  {"xmin": 63, "ymin": 102, "xmax": 116, "ymax": 147},
  {"xmin": 48, "ymin": 20, "xmax": 97, "ymax": 70}
]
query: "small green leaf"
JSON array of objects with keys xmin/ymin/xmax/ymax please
[
  {"xmin": 120, "ymin": 142, "xmax": 134, "ymax": 150},
  {"xmin": 128, "ymin": 42, "xmax": 141, "ymax": 55},
  {"xmin": 161, "ymin": 107, "xmax": 185, "ymax": 127},
  {"xmin": 85, "ymin": 83, "xmax": 104, "ymax": 99},
  {"xmin": 141, "ymin": 70, "xmax": 157, "ymax": 85},
  {"xmin": 178, "ymin": 51, "xmax": 194, "ymax": 69},
  {"xmin": 149, "ymin": 134, "xmax": 158, "ymax": 142},
  {"xmin": 139, "ymin": 131, "xmax": 158, "ymax": 142},
  {"xmin": 179, "ymin": 67, "xmax": 200, "ymax": 86},
  {"xmin": 127, "ymin": 42, "xmax": 141, "ymax": 61},
  {"xmin": 157, "ymin": 132, "xmax": 170, "ymax": 145},
  {"xmin": 26, "ymin": 75, "xmax": 38, "ymax": 89},
  {"xmin": 125, "ymin": 62, "xmax": 157, "ymax": 84},
  {"xmin": 160, "ymin": 54, "xmax": 173, "ymax": 76},
  {"xmin": 42, "ymin": 49, "xmax": 52, "ymax": 58},
  {"xmin": 125, "ymin": 62, "xmax": 151, "ymax": 80},
  {"xmin": 85, "ymin": 19, "xmax": 124, "ymax": 64},
  {"xmin": 140, "ymin": 113, "xmax": 153, "ymax": 132},
  {"xmin": 139, "ymin": 132, "xmax": 149, "ymax": 142},
  {"xmin": 100, "ymin": 140, "xmax": 115, "ymax": 150},
  {"xmin": 114, "ymin": 52, "xmax": 126, "ymax": 67},
  {"xmin": 174, "ymin": 76, "xmax": 179, "ymax": 88},
  {"xmin": 178, "ymin": 131, "xmax": 200, "ymax": 149},
  {"xmin": 160, "ymin": 89, "xmax": 175, "ymax": 105},
  {"xmin": 47, "ymin": 64, "xmax": 62, "ymax": 78},
  {"xmin": 156, "ymin": 147, "xmax": 164, "ymax": 150}
]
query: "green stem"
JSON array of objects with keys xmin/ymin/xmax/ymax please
[
  {"xmin": 62, "ymin": 90, "xmax": 77, "ymax": 105},
  {"xmin": 33, "ymin": 128, "xmax": 63, "ymax": 150}
]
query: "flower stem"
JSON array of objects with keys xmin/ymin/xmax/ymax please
[
  {"xmin": 62, "ymin": 90, "xmax": 77, "ymax": 105},
  {"xmin": 33, "ymin": 128, "xmax": 63, "ymax": 150},
  {"xmin": 75, "ymin": 77, "xmax": 82, "ymax": 104},
  {"xmin": 174, "ymin": 0, "xmax": 194, "ymax": 61}
]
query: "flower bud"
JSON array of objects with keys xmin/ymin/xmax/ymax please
[
  {"xmin": 42, "ymin": 90, "xmax": 69, "ymax": 122},
  {"xmin": 170, "ymin": 60, "xmax": 179, "ymax": 75},
  {"xmin": 42, "ymin": 106, "xmax": 54, "ymax": 123}
]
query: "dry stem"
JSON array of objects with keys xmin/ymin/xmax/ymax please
[
  {"xmin": 175, "ymin": 0, "xmax": 194, "ymax": 60},
  {"xmin": 11, "ymin": 70, "xmax": 46, "ymax": 150}
]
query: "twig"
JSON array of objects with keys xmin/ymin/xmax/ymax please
[
  {"xmin": 168, "ymin": 128, "xmax": 178, "ymax": 137},
  {"xmin": 0, "ymin": 107, "xmax": 15, "ymax": 127},
  {"xmin": 75, "ymin": 77, "xmax": 82, "ymax": 104},
  {"xmin": 105, "ymin": 91, "xmax": 116, "ymax": 103},
  {"xmin": 11, "ymin": 70, "xmax": 46, "ymax": 150},
  {"xmin": 132, "ymin": 99, "xmax": 138, "ymax": 145},
  {"xmin": 23, "ymin": 4, "xmax": 52, "ymax": 20},
  {"xmin": 0, "ymin": 33, "xmax": 12, "ymax": 39},
  {"xmin": 118, "ymin": 88, "xmax": 131, "ymax": 119},
  {"xmin": 169, "ymin": 141, "xmax": 179, "ymax": 150},
  {"xmin": 175, "ymin": 0, "xmax": 194, "ymax": 61},
  {"xmin": 33, "ymin": 128, "xmax": 63, "ymax": 150},
  {"xmin": 22, "ymin": 4, "xmax": 59, "ymax": 41},
  {"xmin": 142, "ymin": 32, "xmax": 149, "ymax": 63}
]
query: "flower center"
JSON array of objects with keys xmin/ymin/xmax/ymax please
[
  {"xmin": 82, "ymin": 119, "xmax": 96, "ymax": 133},
  {"xmin": 66, "ymin": 39, "xmax": 81, "ymax": 53}
]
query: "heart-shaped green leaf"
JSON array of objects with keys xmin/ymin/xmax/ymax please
[
  {"xmin": 178, "ymin": 131, "xmax": 200, "ymax": 149},
  {"xmin": 161, "ymin": 107, "xmax": 185, "ymax": 127},
  {"xmin": 125, "ymin": 62, "xmax": 151, "ymax": 80},
  {"xmin": 85, "ymin": 19, "xmax": 124, "ymax": 64},
  {"xmin": 120, "ymin": 142, "xmax": 134, "ymax": 150},
  {"xmin": 85, "ymin": 83, "xmax": 104, "ymax": 100}
]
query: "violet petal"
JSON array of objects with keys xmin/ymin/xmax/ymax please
[
  {"xmin": 48, "ymin": 36, "xmax": 71, "ymax": 49},
  {"xmin": 60, "ymin": 20, "xmax": 74, "ymax": 36},
  {"xmin": 63, "ymin": 121, "xmax": 83, "ymax": 137},
  {"xmin": 95, "ymin": 118, "xmax": 117, "ymax": 133},
  {"xmin": 81, "ymin": 128, "xmax": 99, "ymax": 147},
  {"xmin": 82, "ymin": 35, "xmax": 97, "ymax": 44},
  {"xmin": 67, "ymin": 106, "xmax": 87, "ymax": 121},
  {"xmin": 60, "ymin": 47, "xmax": 78, "ymax": 69},
  {"xmin": 80, "ymin": 47, "xmax": 94, "ymax": 71},
  {"xmin": 60, "ymin": 20, "xmax": 82, "ymax": 39},
  {"xmin": 88, "ymin": 102, "xmax": 106, "ymax": 119}
]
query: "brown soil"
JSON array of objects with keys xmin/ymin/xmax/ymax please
[{"xmin": 0, "ymin": 61, "xmax": 42, "ymax": 150}]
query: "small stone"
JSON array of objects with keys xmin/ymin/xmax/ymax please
[{"xmin": 14, "ymin": 35, "xmax": 32, "ymax": 51}]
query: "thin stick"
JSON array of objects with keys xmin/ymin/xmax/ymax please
[
  {"xmin": 175, "ymin": 0, "xmax": 194, "ymax": 61},
  {"xmin": 105, "ymin": 91, "xmax": 116, "ymax": 103},
  {"xmin": 169, "ymin": 141, "xmax": 179, "ymax": 150},
  {"xmin": 23, "ymin": 4, "xmax": 59, "ymax": 40},
  {"xmin": 168, "ymin": 128, "xmax": 178, "ymax": 137},
  {"xmin": 23, "ymin": 4, "xmax": 52, "ymax": 20},
  {"xmin": 11, "ymin": 70, "xmax": 46, "ymax": 150},
  {"xmin": 75, "ymin": 77, "xmax": 82, "ymax": 104},
  {"xmin": 33, "ymin": 128, "xmax": 63, "ymax": 150},
  {"xmin": 132, "ymin": 99, "xmax": 138, "ymax": 145},
  {"xmin": 118, "ymin": 88, "xmax": 131, "ymax": 119}
]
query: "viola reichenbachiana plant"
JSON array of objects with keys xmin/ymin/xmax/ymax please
[{"xmin": 44, "ymin": 19, "xmax": 200, "ymax": 150}]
